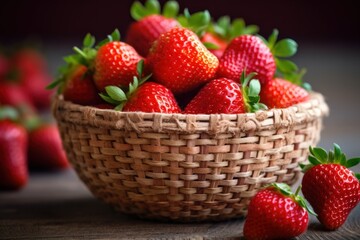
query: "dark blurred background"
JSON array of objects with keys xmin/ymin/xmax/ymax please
[
  {"xmin": 1, "ymin": 0, "xmax": 359, "ymax": 43},
  {"xmin": 1, "ymin": 0, "xmax": 359, "ymax": 155}
]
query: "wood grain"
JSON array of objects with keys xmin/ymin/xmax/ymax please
[{"xmin": 1, "ymin": 170, "xmax": 359, "ymax": 240}]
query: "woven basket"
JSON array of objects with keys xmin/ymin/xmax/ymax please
[{"xmin": 53, "ymin": 92, "xmax": 328, "ymax": 222}]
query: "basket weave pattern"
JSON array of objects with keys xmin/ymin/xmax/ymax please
[{"xmin": 53, "ymin": 93, "xmax": 328, "ymax": 221}]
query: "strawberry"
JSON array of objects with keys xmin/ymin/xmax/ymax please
[
  {"xmin": 260, "ymin": 78, "xmax": 309, "ymax": 108},
  {"xmin": 126, "ymin": 0, "xmax": 180, "ymax": 57},
  {"xmin": 217, "ymin": 35, "xmax": 275, "ymax": 85},
  {"xmin": 202, "ymin": 16, "xmax": 259, "ymax": 59},
  {"xmin": 301, "ymin": 144, "xmax": 360, "ymax": 230},
  {"xmin": 147, "ymin": 27, "xmax": 219, "ymax": 95},
  {"xmin": 94, "ymin": 39, "xmax": 143, "ymax": 92},
  {"xmin": 100, "ymin": 60, "xmax": 180, "ymax": 113},
  {"xmin": 61, "ymin": 65, "xmax": 100, "ymax": 105},
  {"xmin": 0, "ymin": 82, "xmax": 35, "ymax": 110},
  {"xmin": 28, "ymin": 123, "xmax": 69, "ymax": 170},
  {"xmin": 184, "ymin": 72, "xmax": 266, "ymax": 114},
  {"xmin": 201, "ymin": 32, "xmax": 228, "ymax": 59},
  {"xmin": 0, "ymin": 107, "xmax": 28, "ymax": 190},
  {"xmin": 244, "ymin": 183, "xmax": 314, "ymax": 240},
  {"xmin": 11, "ymin": 48, "xmax": 47, "ymax": 76},
  {"xmin": 20, "ymin": 72, "xmax": 53, "ymax": 110}
]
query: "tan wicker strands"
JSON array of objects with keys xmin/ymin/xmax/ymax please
[{"xmin": 53, "ymin": 93, "xmax": 328, "ymax": 222}]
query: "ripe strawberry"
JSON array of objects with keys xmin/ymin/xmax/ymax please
[
  {"xmin": 244, "ymin": 183, "xmax": 314, "ymax": 240},
  {"xmin": 184, "ymin": 72, "xmax": 266, "ymax": 114},
  {"xmin": 301, "ymin": 144, "xmax": 360, "ymax": 230},
  {"xmin": 147, "ymin": 27, "xmax": 219, "ymax": 95},
  {"xmin": 201, "ymin": 17, "xmax": 259, "ymax": 59},
  {"xmin": 217, "ymin": 35, "xmax": 275, "ymax": 85},
  {"xmin": 20, "ymin": 72, "xmax": 53, "ymax": 110},
  {"xmin": 12, "ymin": 48, "xmax": 47, "ymax": 76},
  {"xmin": 126, "ymin": 0, "xmax": 180, "ymax": 57},
  {"xmin": 201, "ymin": 32, "xmax": 227, "ymax": 59},
  {"xmin": 260, "ymin": 78, "xmax": 309, "ymax": 108},
  {"xmin": 0, "ymin": 107, "xmax": 28, "ymax": 190},
  {"xmin": 28, "ymin": 123, "xmax": 69, "ymax": 170},
  {"xmin": 0, "ymin": 82, "xmax": 35, "ymax": 110},
  {"xmin": 94, "ymin": 41, "xmax": 143, "ymax": 92},
  {"xmin": 61, "ymin": 65, "xmax": 101, "ymax": 105},
  {"xmin": 100, "ymin": 60, "xmax": 180, "ymax": 113}
]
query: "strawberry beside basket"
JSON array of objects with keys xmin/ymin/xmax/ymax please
[{"xmin": 53, "ymin": 92, "xmax": 328, "ymax": 222}]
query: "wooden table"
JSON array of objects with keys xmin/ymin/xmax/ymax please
[
  {"xmin": 1, "ymin": 44, "xmax": 360, "ymax": 239},
  {"xmin": 1, "ymin": 170, "xmax": 359, "ymax": 240}
]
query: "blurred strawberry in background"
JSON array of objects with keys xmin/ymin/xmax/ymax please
[{"xmin": 0, "ymin": 46, "xmax": 70, "ymax": 191}]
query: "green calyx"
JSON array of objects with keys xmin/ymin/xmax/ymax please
[
  {"xmin": 0, "ymin": 106, "xmax": 19, "ymax": 121},
  {"xmin": 99, "ymin": 60, "xmax": 151, "ymax": 111},
  {"xmin": 260, "ymin": 29, "xmax": 311, "ymax": 90},
  {"xmin": 210, "ymin": 16, "xmax": 259, "ymax": 42},
  {"xmin": 300, "ymin": 144, "xmax": 360, "ymax": 180},
  {"xmin": 240, "ymin": 71, "xmax": 268, "ymax": 113},
  {"xmin": 270, "ymin": 183, "xmax": 317, "ymax": 216},
  {"xmin": 47, "ymin": 29, "xmax": 120, "ymax": 93},
  {"xmin": 177, "ymin": 9, "xmax": 211, "ymax": 37},
  {"xmin": 131, "ymin": 0, "xmax": 179, "ymax": 20}
]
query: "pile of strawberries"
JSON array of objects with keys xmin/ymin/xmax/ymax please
[
  {"xmin": 49, "ymin": 0, "xmax": 310, "ymax": 114},
  {"xmin": 0, "ymin": 48, "xmax": 69, "ymax": 191}
]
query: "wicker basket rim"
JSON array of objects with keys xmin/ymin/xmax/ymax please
[{"xmin": 53, "ymin": 92, "xmax": 329, "ymax": 134}]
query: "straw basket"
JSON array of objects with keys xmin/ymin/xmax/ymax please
[{"xmin": 53, "ymin": 92, "xmax": 328, "ymax": 222}]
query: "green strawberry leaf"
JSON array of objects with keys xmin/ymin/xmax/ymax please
[
  {"xmin": 202, "ymin": 42, "xmax": 220, "ymax": 50},
  {"xmin": 163, "ymin": 1, "xmax": 179, "ymax": 18},
  {"xmin": 267, "ymin": 29, "xmax": 279, "ymax": 50},
  {"xmin": 0, "ymin": 106, "xmax": 19, "ymax": 121},
  {"xmin": 273, "ymin": 39, "xmax": 297, "ymax": 57},
  {"xmin": 346, "ymin": 158, "xmax": 360, "ymax": 168},
  {"xmin": 275, "ymin": 59, "xmax": 298, "ymax": 74},
  {"xmin": 145, "ymin": 0, "xmax": 160, "ymax": 15},
  {"xmin": 130, "ymin": 1, "xmax": 148, "ymax": 20},
  {"xmin": 308, "ymin": 155, "xmax": 323, "ymax": 166},
  {"xmin": 105, "ymin": 86, "xmax": 127, "ymax": 102},
  {"xmin": 108, "ymin": 29, "xmax": 121, "ymax": 42},
  {"xmin": 309, "ymin": 146, "xmax": 328, "ymax": 163},
  {"xmin": 355, "ymin": 173, "xmax": 360, "ymax": 181},
  {"xmin": 333, "ymin": 143, "xmax": 342, "ymax": 162},
  {"xmin": 271, "ymin": 183, "xmax": 292, "ymax": 196},
  {"xmin": 99, "ymin": 93, "xmax": 119, "ymax": 105},
  {"xmin": 46, "ymin": 78, "xmax": 63, "ymax": 90},
  {"xmin": 248, "ymin": 79, "xmax": 261, "ymax": 97},
  {"xmin": 302, "ymin": 82, "xmax": 312, "ymax": 91},
  {"xmin": 178, "ymin": 9, "xmax": 211, "ymax": 37},
  {"xmin": 83, "ymin": 33, "xmax": 96, "ymax": 48},
  {"xmin": 137, "ymin": 59, "xmax": 144, "ymax": 78}
]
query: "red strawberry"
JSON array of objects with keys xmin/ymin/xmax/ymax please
[
  {"xmin": 12, "ymin": 48, "xmax": 47, "ymax": 75},
  {"xmin": 0, "ymin": 82, "xmax": 35, "ymax": 109},
  {"xmin": 100, "ymin": 60, "xmax": 180, "ymax": 113},
  {"xmin": 28, "ymin": 124, "xmax": 69, "ymax": 170},
  {"xmin": 201, "ymin": 17, "xmax": 259, "ymax": 59},
  {"xmin": 20, "ymin": 72, "xmax": 53, "ymax": 110},
  {"xmin": 0, "ymin": 107, "xmax": 28, "ymax": 190},
  {"xmin": 301, "ymin": 144, "xmax": 360, "ymax": 230},
  {"xmin": 94, "ymin": 41, "xmax": 143, "ymax": 92},
  {"xmin": 260, "ymin": 78, "xmax": 309, "ymax": 108},
  {"xmin": 244, "ymin": 183, "xmax": 313, "ymax": 240},
  {"xmin": 217, "ymin": 35, "xmax": 275, "ymax": 85},
  {"xmin": 184, "ymin": 72, "xmax": 266, "ymax": 114},
  {"xmin": 126, "ymin": 15, "xmax": 179, "ymax": 57},
  {"xmin": 201, "ymin": 32, "xmax": 228, "ymax": 59},
  {"xmin": 61, "ymin": 65, "xmax": 101, "ymax": 105},
  {"xmin": 147, "ymin": 27, "xmax": 219, "ymax": 95},
  {"xmin": 126, "ymin": 0, "xmax": 180, "ymax": 56}
]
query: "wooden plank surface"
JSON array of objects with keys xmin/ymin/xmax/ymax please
[
  {"xmin": 1, "ymin": 170, "xmax": 359, "ymax": 240},
  {"xmin": 1, "ymin": 44, "xmax": 360, "ymax": 239}
]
